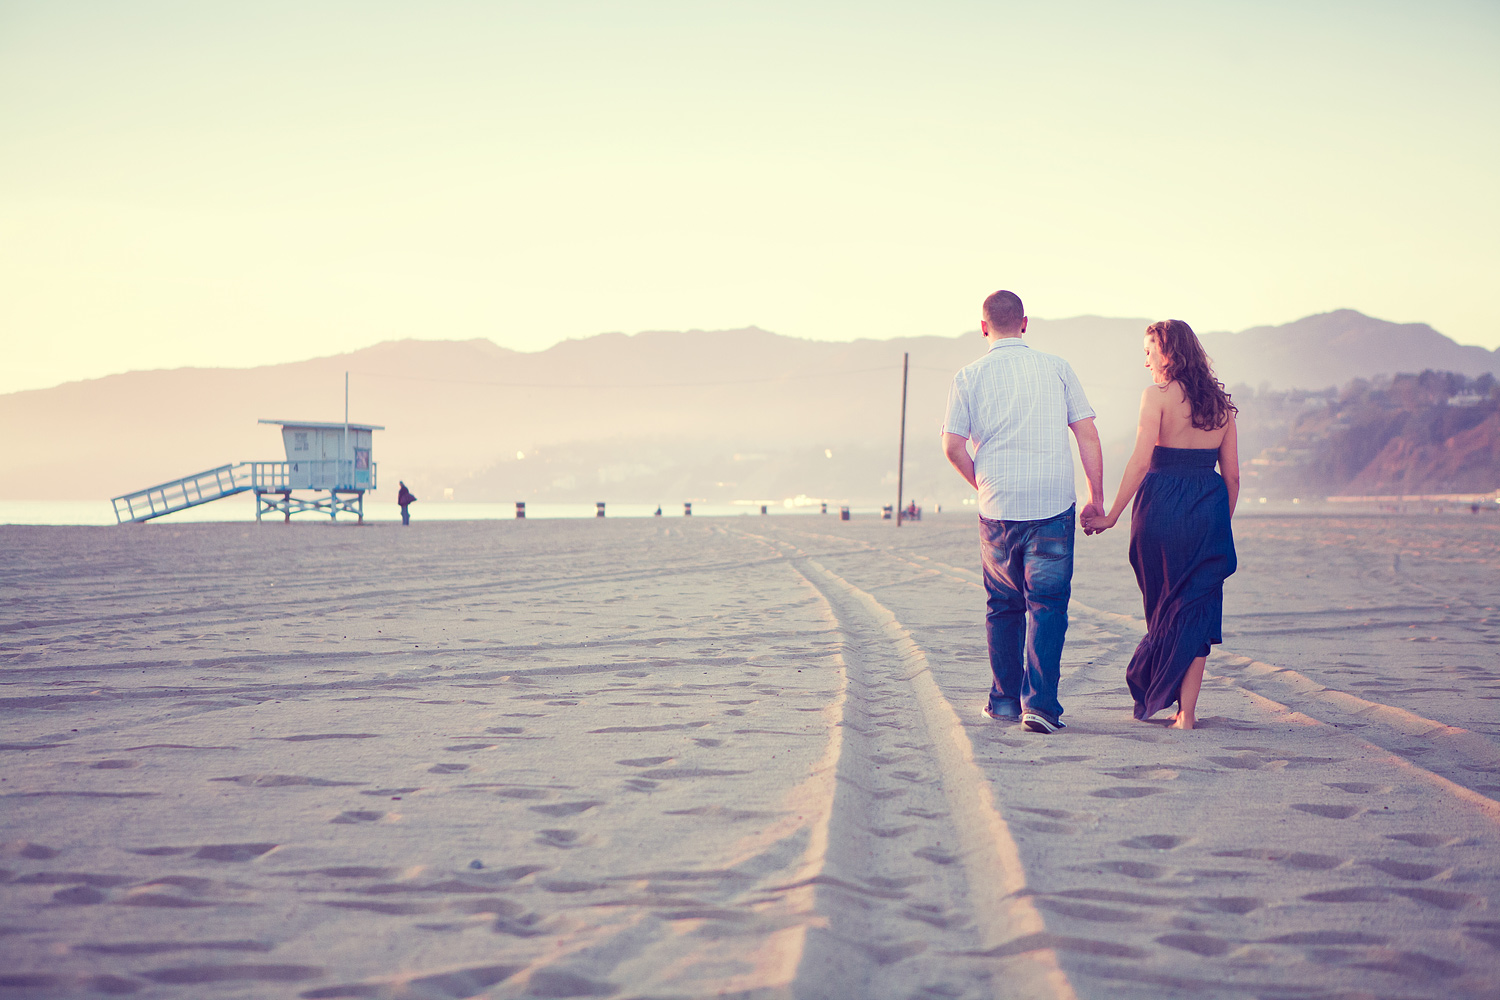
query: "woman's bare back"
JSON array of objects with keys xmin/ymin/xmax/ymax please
[{"xmin": 1151, "ymin": 380, "xmax": 1232, "ymax": 449}]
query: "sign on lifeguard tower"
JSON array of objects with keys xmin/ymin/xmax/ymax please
[{"xmin": 110, "ymin": 417, "xmax": 385, "ymax": 524}]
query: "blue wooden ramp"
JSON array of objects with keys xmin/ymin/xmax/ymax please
[{"xmin": 112, "ymin": 463, "xmax": 273, "ymax": 523}]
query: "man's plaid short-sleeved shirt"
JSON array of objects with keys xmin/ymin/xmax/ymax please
[{"xmin": 943, "ymin": 338, "xmax": 1095, "ymax": 522}]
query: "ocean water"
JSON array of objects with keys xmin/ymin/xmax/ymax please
[{"xmin": 0, "ymin": 496, "xmax": 884, "ymax": 526}]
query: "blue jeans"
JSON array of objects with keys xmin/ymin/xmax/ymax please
[{"xmin": 980, "ymin": 505, "xmax": 1075, "ymax": 723}]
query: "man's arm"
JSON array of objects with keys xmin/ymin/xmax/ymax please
[
  {"xmin": 1069, "ymin": 417, "xmax": 1105, "ymax": 531},
  {"xmin": 943, "ymin": 432, "xmax": 978, "ymax": 491}
]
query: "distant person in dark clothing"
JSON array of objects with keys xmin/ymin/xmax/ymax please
[{"xmin": 397, "ymin": 482, "xmax": 416, "ymax": 526}]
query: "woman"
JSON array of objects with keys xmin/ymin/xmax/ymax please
[{"xmin": 1090, "ymin": 320, "xmax": 1239, "ymax": 729}]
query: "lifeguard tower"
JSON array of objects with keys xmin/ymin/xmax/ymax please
[
  {"xmin": 111, "ymin": 418, "xmax": 383, "ymax": 524},
  {"xmin": 253, "ymin": 419, "xmax": 382, "ymax": 522}
]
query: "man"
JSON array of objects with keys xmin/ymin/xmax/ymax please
[
  {"xmin": 397, "ymin": 481, "xmax": 416, "ymax": 526},
  {"xmin": 942, "ymin": 290, "xmax": 1104, "ymax": 733}
]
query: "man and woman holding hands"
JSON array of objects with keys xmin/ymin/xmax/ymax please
[{"xmin": 943, "ymin": 290, "xmax": 1239, "ymax": 732}]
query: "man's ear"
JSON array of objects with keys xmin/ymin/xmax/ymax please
[
  {"xmin": 1020, "ymin": 316, "xmax": 1028, "ymax": 334},
  {"xmin": 980, "ymin": 319, "xmax": 990, "ymax": 337}
]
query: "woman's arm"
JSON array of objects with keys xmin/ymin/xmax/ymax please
[
  {"xmin": 1098, "ymin": 388, "xmax": 1162, "ymax": 529},
  {"xmin": 1218, "ymin": 416, "xmax": 1240, "ymax": 516}
]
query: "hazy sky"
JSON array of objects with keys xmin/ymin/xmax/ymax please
[{"xmin": 3, "ymin": 1, "xmax": 1497, "ymax": 395}]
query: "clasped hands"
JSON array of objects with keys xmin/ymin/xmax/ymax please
[{"xmin": 1080, "ymin": 502, "xmax": 1115, "ymax": 536}]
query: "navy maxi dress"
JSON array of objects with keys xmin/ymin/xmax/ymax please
[{"xmin": 1125, "ymin": 446, "xmax": 1237, "ymax": 720}]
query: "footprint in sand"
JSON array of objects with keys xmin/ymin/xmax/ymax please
[
  {"xmin": 1186, "ymin": 896, "xmax": 1263, "ymax": 915},
  {"xmin": 524, "ymin": 968, "xmax": 619, "ymax": 998},
  {"xmin": 428, "ymin": 764, "xmax": 469, "ymax": 774},
  {"xmin": 300, "ymin": 964, "xmax": 523, "ymax": 999},
  {"xmin": 1263, "ymin": 930, "xmax": 1389, "ymax": 946},
  {"xmin": 275, "ymin": 734, "xmax": 380, "ymax": 742},
  {"xmin": 1212, "ymin": 848, "xmax": 1346, "ymax": 871},
  {"xmin": 529, "ymin": 801, "xmax": 602, "ymax": 818},
  {"xmin": 1090, "ymin": 786, "xmax": 1167, "ymax": 799},
  {"xmin": 210, "ymin": 775, "xmax": 363, "ymax": 788},
  {"xmin": 193, "ymin": 844, "xmax": 278, "ymax": 862},
  {"xmin": 3, "ymin": 842, "xmax": 62, "ymax": 860},
  {"xmin": 330, "ymin": 811, "xmax": 384, "ymax": 825},
  {"xmin": 901, "ymin": 903, "xmax": 967, "ymax": 930},
  {"xmin": 496, "ymin": 788, "xmax": 549, "ymax": 799},
  {"xmin": 1386, "ymin": 833, "xmax": 1457, "ymax": 848},
  {"xmin": 1302, "ymin": 887, "xmax": 1389, "ymax": 903},
  {"xmin": 1099, "ymin": 765, "xmax": 1179, "ymax": 780},
  {"xmin": 362, "ymin": 787, "xmax": 420, "ymax": 798},
  {"xmin": 912, "ymin": 846, "xmax": 959, "ymax": 865},
  {"xmin": 1156, "ymin": 932, "xmax": 1234, "ymax": 956},
  {"xmin": 1353, "ymin": 952, "xmax": 1463, "ymax": 980},
  {"xmin": 1394, "ymin": 887, "xmax": 1481, "ymax": 910},
  {"xmin": 1095, "ymin": 860, "xmax": 1170, "ymax": 879},
  {"xmin": 1291, "ymin": 803, "xmax": 1362, "ymax": 819},
  {"xmin": 857, "ymin": 939, "xmax": 928, "ymax": 964},
  {"xmin": 1364, "ymin": 859, "xmax": 1449, "ymax": 881},
  {"xmin": 139, "ymin": 964, "xmax": 323, "ymax": 985},
  {"xmin": 127, "ymin": 844, "xmax": 276, "ymax": 862},
  {"xmin": 1326, "ymin": 782, "xmax": 1394, "ymax": 794},
  {"xmin": 1464, "ymin": 921, "xmax": 1500, "ymax": 948},
  {"xmin": 538, "ymin": 879, "xmax": 604, "ymax": 894},
  {"xmin": 536, "ymin": 829, "xmax": 587, "ymax": 849},
  {"xmin": 277, "ymin": 866, "xmax": 397, "ymax": 879},
  {"xmin": 1033, "ymin": 898, "xmax": 1138, "ymax": 922},
  {"xmin": 11, "ymin": 873, "xmax": 130, "ymax": 889},
  {"xmin": 899, "ymin": 808, "xmax": 948, "ymax": 820},
  {"xmin": 1119, "ymin": 834, "xmax": 1188, "ymax": 850},
  {"xmin": 1206, "ymin": 754, "xmax": 1281, "ymax": 771}
]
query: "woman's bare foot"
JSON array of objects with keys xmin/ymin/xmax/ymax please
[{"xmin": 1171, "ymin": 656, "xmax": 1206, "ymax": 731}]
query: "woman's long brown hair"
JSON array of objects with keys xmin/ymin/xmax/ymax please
[{"xmin": 1147, "ymin": 319, "xmax": 1237, "ymax": 431}]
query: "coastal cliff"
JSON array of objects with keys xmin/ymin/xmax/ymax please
[{"xmin": 1239, "ymin": 371, "xmax": 1500, "ymax": 497}]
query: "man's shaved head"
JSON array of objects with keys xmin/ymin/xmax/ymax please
[{"xmin": 983, "ymin": 290, "xmax": 1025, "ymax": 333}]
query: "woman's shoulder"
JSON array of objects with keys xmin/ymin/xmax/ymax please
[{"xmin": 1139, "ymin": 381, "xmax": 1186, "ymax": 405}]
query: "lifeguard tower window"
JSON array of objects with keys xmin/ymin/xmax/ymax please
[{"xmin": 293, "ymin": 432, "xmax": 309, "ymax": 452}]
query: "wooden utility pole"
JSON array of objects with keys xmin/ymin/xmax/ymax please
[{"xmin": 896, "ymin": 352, "xmax": 909, "ymax": 526}]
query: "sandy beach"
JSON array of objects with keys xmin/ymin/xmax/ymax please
[{"xmin": 2, "ymin": 513, "xmax": 1497, "ymax": 999}]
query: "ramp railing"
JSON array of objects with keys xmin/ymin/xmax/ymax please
[
  {"xmin": 112, "ymin": 462, "xmax": 292, "ymax": 523},
  {"xmin": 112, "ymin": 461, "xmax": 377, "ymax": 523}
]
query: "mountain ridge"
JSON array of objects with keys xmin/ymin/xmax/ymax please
[{"xmin": 3, "ymin": 310, "xmax": 1496, "ymax": 504}]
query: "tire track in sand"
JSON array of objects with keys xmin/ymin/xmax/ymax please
[
  {"xmin": 888, "ymin": 550, "xmax": 1500, "ymax": 819},
  {"xmin": 736, "ymin": 529, "xmax": 1075, "ymax": 1000}
]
